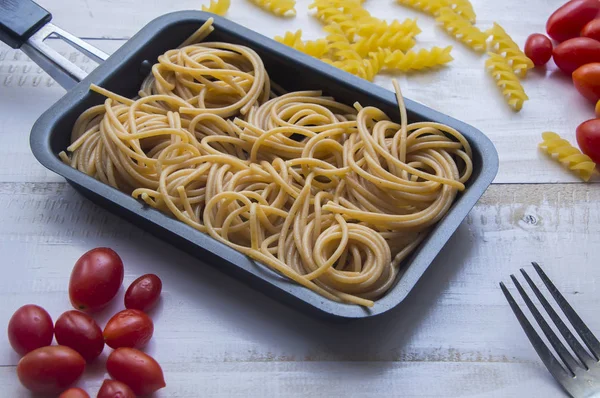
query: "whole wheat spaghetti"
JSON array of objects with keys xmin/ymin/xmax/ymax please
[{"xmin": 60, "ymin": 18, "xmax": 473, "ymax": 307}]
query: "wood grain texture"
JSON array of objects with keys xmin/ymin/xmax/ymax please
[
  {"xmin": 0, "ymin": 183, "xmax": 598, "ymax": 396},
  {"xmin": 1, "ymin": 0, "xmax": 597, "ymax": 183}
]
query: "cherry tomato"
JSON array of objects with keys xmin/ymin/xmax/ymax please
[
  {"xmin": 106, "ymin": 348, "xmax": 166, "ymax": 396},
  {"xmin": 546, "ymin": 0, "xmax": 600, "ymax": 42},
  {"xmin": 582, "ymin": 18, "xmax": 600, "ymax": 42},
  {"xmin": 595, "ymin": 100, "xmax": 600, "ymax": 117},
  {"xmin": 69, "ymin": 247, "xmax": 124, "ymax": 312},
  {"xmin": 58, "ymin": 387, "xmax": 90, "ymax": 398},
  {"xmin": 54, "ymin": 310, "xmax": 104, "ymax": 362},
  {"xmin": 103, "ymin": 309, "xmax": 154, "ymax": 349},
  {"xmin": 524, "ymin": 34, "xmax": 553, "ymax": 66},
  {"xmin": 17, "ymin": 346, "xmax": 85, "ymax": 394},
  {"xmin": 7, "ymin": 304, "xmax": 53, "ymax": 356},
  {"xmin": 125, "ymin": 274, "xmax": 162, "ymax": 312},
  {"xmin": 573, "ymin": 63, "xmax": 600, "ymax": 102},
  {"xmin": 97, "ymin": 379, "xmax": 136, "ymax": 398},
  {"xmin": 553, "ymin": 37, "xmax": 600, "ymax": 74},
  {"xmin": 577, "ymin": 119, "xmax": 600, "ymax": 163}
]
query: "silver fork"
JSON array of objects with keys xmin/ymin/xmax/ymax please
[{"xmin": 500, "ymin": 262, "xmax": 600, "ymax": 398}]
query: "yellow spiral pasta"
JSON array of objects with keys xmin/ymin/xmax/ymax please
[
  {"xmin": 449, "ymin": 0, "xmax": 476, "ymax": 24},
  {"xmin": 539, "ymin": 132, "xmax": 597, "ymax": 181},
  {"xmin": 357, "ymin": 18, "xmax": 421, "ymax": 39},
  {"xmin": 310, "ymin": 0, "xmax": 375, "ymax": 40},
  {"xmin": 201, "ymin": 0, "xmax": 231, "ymax": 15},
  {"xmin": 323, "ymin": 23, "xmax": 362, "ymax": 62},
  {"xmin": 274, "ymin": 30, "xmax": 329, "ymax": 58},
  {"xmin": 487, "ymin": 23, "xmax": 534, "ymax": 78},
  {"xmin": 435, "ymin": 7, "xmax": 486, "ymax": 52},
  {"xmin": 248, "ymin": 0, "xmax": 296, "ymax": 17},
  {"xmin": 396, "ymin": 0, "xmax": 450, "ymax": 17},
  {"xmin": 362, "ymin": 50, "xmax": 387, "ymax": 81},
  {"xmin": 485, "ymin": 52, "xmax": 528, "ymax": 111},
  {"xmin": 384, "ymin": 46, "xmax": 453, "ymax": 72},
  {"xmin": 352, "ymin": 30, "xmax": 417, "ymax": 57}
]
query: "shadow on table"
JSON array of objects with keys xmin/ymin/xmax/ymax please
[{"xmin": 45, "ymin": 185, "xmax": 475, "ymax": 369}]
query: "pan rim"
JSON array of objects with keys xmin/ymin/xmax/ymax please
[{"xmin": 29, "ymin": 11, "xmax": 499, "ymax": 319}]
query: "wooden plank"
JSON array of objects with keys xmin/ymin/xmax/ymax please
[
  {"xmin": 1, "ymin": 0, "xmax": 596, "ymax": 183},
  {"xmin": 0, "ymin": 362, "xmax": 563, "ymax": 397},
  {"xmin": 0, "ymin": 182, "xmax": 597, "ymax": 396}
]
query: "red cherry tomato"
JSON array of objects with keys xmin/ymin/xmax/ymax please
[
  {"xmin": 595, "ymin": 100, "xmax": 600, "ymax": 117},
  {"xmin": 582, "ymin": 18, "xmax": 600, "ymax": 42},
  {"xmin": 553, "ymin": 37, "xmax": 600, "ymax": 74},
  {"xmin": 58, "ymin": 387, "xmax": 90, "ymax": 398},
  {"xmin": 7, "ymin": 304, "xmax": 53, "ymax": 356},
  {"xmin": 103, "ymin": 309, "xmax": 154, "ymax": 349},
  {"xmin": 125, "ymin": 274, "xmax": 162, "ymax": 312},
  {"xmin": 573, "ymin": 63, "xmax": 600, "ymax": 102},
  {"xmin": 106, "ymin": 348, "xmax": 166, "ymax": 396},
  {"xmin": 524, "ymin": 34, "xmax": 553, "ymax": 66},
  {"xmin": 17, "ymin": 346, "xmax": 85, "ymax": 394},
  {"xmin": 546, "ymin": 0, "xmax": 600, "ymax": 42},
  {"xmin": 577, "ymin": 119, "xmax": 600, "ymax": 163},
  {"xmin": 54, "ymin": 310, "xmax": 104, "ymax": 362},
  {"xmin": 97, "ymin": 379, "xmax": 136, "ymax": 398},
  {"xmin": 69, "ymin": 248, "xmax": 124, "ymax": 312}
]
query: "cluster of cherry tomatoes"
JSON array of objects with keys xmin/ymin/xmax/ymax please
[
  {"xmin": 7, "ymin": 248, "xmax": 165, "ymax": 397},
  {"xmin": 524, "ymin": 0, "xmax": 600, "ymax": 165}
]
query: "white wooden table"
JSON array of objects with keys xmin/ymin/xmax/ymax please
[{"xmin": 1, "ymin": 1, "xmax": 598, "ymax": 396}]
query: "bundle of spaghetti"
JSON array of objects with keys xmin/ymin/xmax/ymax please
[
  {"xmin": 274, "ymin": 30, "xmax": 329, "ymax": 58},
  {"xmin": 487, "ymin": 23, "xmax": 534, "ymax": 78},
  {"xmin": 202, "ymin": 0, "xmax": 231, "ymax": 16},
  {"xmin": 485, "ymin": 52, "xmax": 528, "ymax": 111},
  {"xmin": 248, "ymin": 0, "xmax": 296, "ymax": 17},
  {"xmin": 539, "ymin": 132, "xmax": 597, "ymax": 182},
  {"xmin": 310, "ymin": 0, "xmax": 376, "ymax": 40},
  {"xmin": 60, "ymin": 20, "xmax": 474, "ymax": 306},
  {"xmin": 384, "ymin": 46, "xmax": 453, "ymax": 72},
  {"xmin": 138, "ymin": 42, "xmax": 271, "ymax": 118},
  {"xmin": 435, "ymin": 7, "xmax": 487, "ymax": 52}
]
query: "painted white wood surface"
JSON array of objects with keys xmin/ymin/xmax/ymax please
[{"xmin": 0, "ymin": 0, "xmax": 599, "ymax": 397}]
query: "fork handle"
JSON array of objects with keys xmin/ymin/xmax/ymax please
[{"xmin": 0, "ymin": 0, "xmax": 52, "ymax": 49}]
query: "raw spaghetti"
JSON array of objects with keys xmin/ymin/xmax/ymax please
[{"xmin": 59, "ymin": 18, "xmax": 473, "ymax": 307}]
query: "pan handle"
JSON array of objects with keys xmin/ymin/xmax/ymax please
[{"xmin": 0, "ymin": 0, "xmax": 109, "ymax": 89}]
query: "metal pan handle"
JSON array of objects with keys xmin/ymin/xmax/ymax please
[{"xmin": 0, "ymin": 0, "xmax": 109, "ymax": 89}]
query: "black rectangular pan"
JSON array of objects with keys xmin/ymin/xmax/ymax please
[{"xmin": 0, "ymin": 0, "xmax": 498, "ymax": 320}]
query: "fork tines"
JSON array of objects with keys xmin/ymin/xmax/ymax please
[{"xmin": 500, "ymin": 262, "xmax": 600, "ymax": 398}]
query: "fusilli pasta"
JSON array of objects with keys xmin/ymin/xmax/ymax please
[
  {"xmin": 485, "ymin": 52, "xmax": 528, "ymax": 111},
  {"xmin": 539, "ymin": 132, "xmax": 597, "ymax": 181},
  {"xmin": 385, "ymin": 46, "xmax": 453, "ymax": 71},
  {"xmin": 487, "ymin": 23, "xmax": 534, "ymax": 78},
  {"xmin": 357, "ymin": 18, "xmax": 421, "ymax": 38},
  {"xmin": 310, "ymin": 0, "xmax": 375, "ymax": 40},
  {"xmin": 248, "ymin": 0, "xmax": 296, "ymax": 17},
  {"xmin": 363, "ymin": 50, "xmax": 387, "ymax": 81},
  {"xmin": 449, "ymin": 0, "xmax": 476, "ymax": 23},
  {"xmin": 202, "ymin": 0, "xmax": 230, "ymax": 15},
  {"xmin": 396, "ymin": 0, "xmax": 450, "ymax": 17},
  {"xmin": 274, "ymin": 30, "xmax": 329, "ymax": 58},
  {"xmin": 435, "ymin": 7, "xmax": 486, "ymax": 52},
  {"xmin": 352, "ymin": 31, "xmax": 417, "ymax": 57}
]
